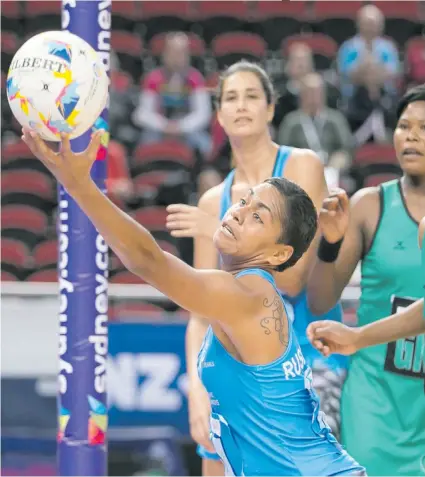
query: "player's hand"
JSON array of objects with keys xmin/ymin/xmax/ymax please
[
  {"xmin": 166, "ymin": 204, "xmax": 220, "ymax": 239},
  {"xmin": 187, "ymin": 381, "xmax": 215, "ymax": 452},
  {"xmin": 307, "ymin": 321, "xmax": 360, "ymax": 357},
  {"xmin": 319, "ymin": 188, "xmax": 350, "ymax": 244},
  {"xmin": 21, "ymin": 127, "xmax": 103, "ymax": 194}
]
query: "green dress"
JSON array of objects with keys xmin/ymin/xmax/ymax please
[{"xmin": 341, "ymin": 180, "xmax": 425, "ymax": 476}]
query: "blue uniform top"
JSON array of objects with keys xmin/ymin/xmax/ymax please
[
  {"xmin": 219, "ymin": 146, "xmax": 346, "ymax": 369},
  {"xmin": 198, "ymin": 268, "xmax": 364, "ymax": 476}
]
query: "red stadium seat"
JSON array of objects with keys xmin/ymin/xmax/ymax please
[
  {"xmin": 282, "ymin": 33, "xmax": 338, "ymax": 59},
  {"xmin": 212, "ymin": 32, "xmax": 267, "ymax": 61},
  {"xmin": 133, "ymin": 141, "xmax": 195, "ymax": 170},
  {"xmin": 1, "ymin": 205, "xmax": 48, "ymax": 235},
  {"xmin": 111, "ymin": 31, "xmax": 144, "ymax": 80},
  {"xmin": 194, "ymin": 1, "xmax": 252, "ymax": 44},
  {"xmin": 363, "ymin": 172, "xmax": 402, "ymax": 188},
  {"xmin": 140, "ymin": 1, "xmax": 192, "ymax": 40},
  {"xmin": 353, "ymin": 144, "xmax": 398, "ymax": 168},
  {"xmin": 372, "ymin": 1, "xmax": 418, "ymax": 19},
  {"xmin": 1, "ymin": 141, "xmax": 35, "ymax": 165},
  {"xmin": 282, "ymin": 33, "xmax": 338, "ymax": 70},
  {"xmin": 111, "ymin": 0, "xmax": 139, "ymax": 30},
  {"xmin": 2, "ymin": 170, "xmax": 54, "ymax": 201},
  {"xmin": 111, "ymin": 31, "xmax": 144, "ymax": 57},
  {"xmin": 405, "ymin": 37, "xmax": 425, "ymax": 86},
  {"xmin": 1, "ymin": 270, "xmax": 20, "ymax": 282},
  {"xmin": 313, "ymin": 1, "xmax": 364, "ymax": 19},
  {"xmin": 26, "ymin": 269, "xmax": 58, "ymax": 282},
  {"xmin": 131, "ymin": 207, "xmax": 168, "ymax": 232},
  {"xmin": 133, "ymin": 171, "xmax": 171, "ymax": 196},
  {"xmin": 1, "ymin": 238, "xmax": 31, "ymax": 268},
  {"xmin": 33, "ymin": 240, "xmax": 58, "ymax": 268},
  {"xmin": 24, "ymin": 1, "xmax": 61, "ymax": 16},
  {"xmin": 255, "ymin": 1, "xmax": 306, "ymax": 19},
  {"xmin": 2, "ymin": 32, "xmax": 20, "ymax": 71},
  {"xmin": 1, "ymin": 0, "xmax": 22, "ymax": 35}
]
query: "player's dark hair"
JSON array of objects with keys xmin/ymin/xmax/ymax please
[
  {"xmin": 215, "ymin": 60, "xmax": 276, "ymax": 108},
  {"xmin": 265, "ymin": 177, "xmax": 317, "ymax": 272},
  {"xmin": 396, "ymin": 84, "xmax": 425, "ymax": 121}
]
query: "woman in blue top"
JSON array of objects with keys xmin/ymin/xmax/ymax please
[
  {"xmin": 22, "ymin": 126, "xmax": 364, "ymax": 476},
  {"xmin": 166, "ymin": 60, "xmax": 346, "ymax": 474}
]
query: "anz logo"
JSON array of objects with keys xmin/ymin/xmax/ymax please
[{"xmin": 108, "ymin": 353, "xmax": 188, "ymax": 412}]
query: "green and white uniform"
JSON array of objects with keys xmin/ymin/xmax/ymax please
[{"xmin": 341, "ymin": 180, "xmax": 425, "ymax": 476}]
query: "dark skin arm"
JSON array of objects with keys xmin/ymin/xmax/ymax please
[
  {"xmin": 307, "ymin": 188, "xmax": 380, "ymax": 315},
  {"xmin": 21, "ymin": 129, "xmax": 266, "ymax": 326},
  {"xmin": 307, "ymin": 216, "xmax": 425, "ymax": 355}
]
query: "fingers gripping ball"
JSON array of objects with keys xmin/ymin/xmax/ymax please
[{"xmin": 7, "ymin": 31, "xmax": 108, "ymax": 142}]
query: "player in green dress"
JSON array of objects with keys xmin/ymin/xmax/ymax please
[{"xmin": 306, "ymin": 85, "xmax": 425, "ymax": 476}]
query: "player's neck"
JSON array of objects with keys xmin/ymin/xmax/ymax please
[
  {"xmin": 402, "ymin": 174, "xmax": 425, "ymax": 193},
  {"xmin": 230, "ymin": 133, "xmax": 279, "ymax": 186}
]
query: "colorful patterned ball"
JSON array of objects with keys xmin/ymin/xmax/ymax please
[{"xmin": 7, "ymin": 30, "xmax": 108, "ymax": 142}]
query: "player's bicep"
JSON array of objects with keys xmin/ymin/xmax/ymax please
[{"xmin": 148, "ymin": 253, "xmax": 254, "ymax": 323}]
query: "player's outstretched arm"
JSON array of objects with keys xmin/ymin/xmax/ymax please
[
  {"xmin": 22, "ymin": 129, "xmax": 264, "ymax": 324},
  {"xmin": 308, "ymin": 298, "xmax": 425, "ymax": 356}
]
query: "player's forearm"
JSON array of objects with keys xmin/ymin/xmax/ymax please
[
  {"xmin": 307, "ymin": 261, "xmax": 342, "ymax": 315},
  {"xmin": 71, "ymin": 180, "xmax": 165, "ymax": 277},
  {"xmin": 186, "ymin": 315, "xmax": 209, "ymax": 386},
  {"xmin": 356, "ymin": 299, "xmax": 424, "ymax": 349}
]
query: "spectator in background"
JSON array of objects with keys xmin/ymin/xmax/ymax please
[
  {"xmin": 273, "ymin": 43, "xmax": 314, "ymax": 129},
  {"xmin": 278, "ymin": 73, "xmax": 353, "ymax": 173},
  {"xmin": 337, "ymin": 4, "xmax": 400, "ymax": 103},
  {"xmin": 133, "ymin": 32, "xmax": 212, "ymax": 156},
  {"xmin": 338, "ymin": 5, "xmax": 400, "ymax": 145}
]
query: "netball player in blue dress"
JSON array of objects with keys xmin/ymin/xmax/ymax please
[
  {"xmin": 22, "ymin": 127, "xmax": 365, "ymax": 476},
  {"xmin": 166, "ymin": 61, "xmax": 347, "ymax": 473}
]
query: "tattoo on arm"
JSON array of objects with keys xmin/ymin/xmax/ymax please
[{"xmin": 260, "ymin": 295, "xmax": 289, "ymax": 346}]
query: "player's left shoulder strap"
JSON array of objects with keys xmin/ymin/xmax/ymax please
[{"xmin": 273, "ymin": 146, "xmax": 292, "ymax": 177}]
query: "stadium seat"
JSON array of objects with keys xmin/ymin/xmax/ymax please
[
  {"xmin": 352, "ymin": 144, "xmax": 401, "ymax": 189},
  {"xmin": 1, "ymin": 0, "xmax": 22, "ymax": 34},
  {"xmin": 363, "ymin": 172, "xmax": 402, "ymax": 188},
  {"xmin": 405, "ymin": 37, "xmax": 425, "ymax": 86},
  {"xmin": 252, "ymin": 1, "xmax": 307, "ymax": 50},
  {"xmin": 111, "ymin": 0, "xmax": 139, "ymax": 32},
  {"xmin": 282, "ymin": 33, "xmax": 338, "ymax": 71},
  {"xmin": 212, "ymin": 32, "xmax": 267, "ymax": 69},
  {"xmin": 1, "ymin": 32, "xmax": 19, "ymax": 72},
  {"xmin": 140, "ymin": 1, "xmax": 193, "ymax": 41},
  {"xmin": 133, "ymin": 141, "xmax": 195, "ymax": 172},
  {"xmin": 133, "ymin": 171, "xmax": 171, "ymax": 197},
  {"xmin": 32, "ymin": 240, "xmax": 58, "ymax": 269},
  {"xmin": 373, "ymin": 1, "xmax": 420, "ymax": 48},
  {"xmin": 1, "ymin": 270, "xmax": 20, "ymax": 282},
  {"xmin": 23, "ymin": 1, "xmax": 61, "ymax": 34},
  {"xmin": 195, "ymin": 1, "xmax": 252, "ymax": 45},
  {"xmin": 131, "ymin": 206, "xmax": 168, "ymax": 231},
  {"xmin": 353, "ymin": 144, "xmax": 398, "ymax": 168},
  {"xmin": 1, "ymin": 170, "xmax": 55, "ymax": 201},
  {"xmin": 111, "ymin": 31, "xmax": 144, "ymax": 82},
  {"xmin": 1, "ymin": 238, "xmax": 31, "ymax": 269},
  {"xmin": 1, "ymin": 141, "xmax": 34, "ymax": 165},
  {"xmin": 312, "ymin": 1, "xmax": 364, "ymax": 45},
  {"xmin": 26, "ymin": 269, "xmax": 58, "ymax": 282},
  {"xmin": 1, "ymin": 205, "xmax": 48, "ymax": 235}
]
